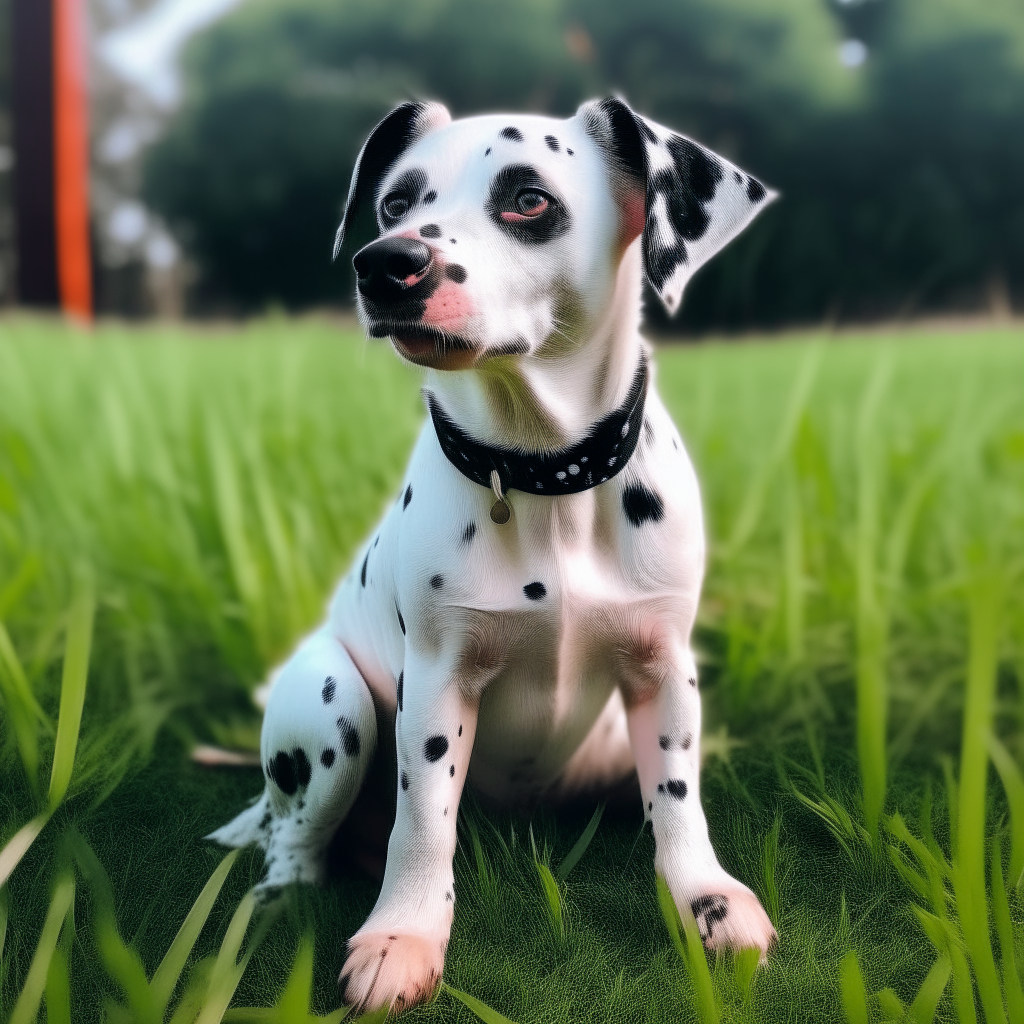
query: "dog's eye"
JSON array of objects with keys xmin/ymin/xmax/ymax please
[
  {"xmin": 515, "ymin": 190, "xmax": 549, "ymax": 216},
  {"xmin": 382, "ymin": 194, "xmax": 410, "ymax": 221}
]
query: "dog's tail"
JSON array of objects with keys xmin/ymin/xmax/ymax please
[{"xmin": 205, "ymin": 789, "xmax": 270, "ymax": 849}]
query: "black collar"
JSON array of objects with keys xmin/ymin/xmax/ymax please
[{"xmin": 427, "ymin": 354, "xmax": 649, "ymax": 496}]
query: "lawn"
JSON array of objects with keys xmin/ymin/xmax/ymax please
[{"xmin": 0, "ymin": 316, "xmax": 1022, "ymax": 1024}]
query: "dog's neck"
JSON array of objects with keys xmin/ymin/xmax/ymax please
[{"xmin": 423, "ymin": 246, "xmax": 646, "ymax": 453}]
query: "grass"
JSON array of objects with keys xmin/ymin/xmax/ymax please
[{"xmin": 0, "ymin": 314, "xmax": 1022, "ymax": 1022}]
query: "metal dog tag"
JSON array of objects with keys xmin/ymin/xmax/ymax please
[{"xmin": 489, "ymin": 470, "xmax": 511, "ymax": 524}]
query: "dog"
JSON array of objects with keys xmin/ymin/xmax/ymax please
[{"xmin": 210, "ymin": 96, "xmax": 778, "ymax": 1012}]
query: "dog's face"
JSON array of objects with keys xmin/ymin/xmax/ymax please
[{"xmin": 335, "ymin": 99, "xmax": 774, "ymax": 371}]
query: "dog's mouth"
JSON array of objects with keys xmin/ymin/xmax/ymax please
[{"xmin": 368, "ymin": 323, "xmax": 478, "ymax": 369}]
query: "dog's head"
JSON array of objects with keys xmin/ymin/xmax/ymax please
[{"xmin": 335, "ymin": 98, "xmax": 775, "ymax": 370}]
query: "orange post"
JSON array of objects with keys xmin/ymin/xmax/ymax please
[{"xmin": 52, "ymin": 0, "xmax": 92, "ymax": 320}]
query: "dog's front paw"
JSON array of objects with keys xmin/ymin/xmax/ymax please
[
  {"xmin": 340, "ymin": 931, "xmax": 446, "ymax": 1012},
  {"xmin": 685, "ymin": 879, "xmax": 777, "ymax": 962}
]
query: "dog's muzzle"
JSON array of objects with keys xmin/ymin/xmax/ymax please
[{"xmin": 353, "ymin": 237, "xmax": 433, "ymax": 305}]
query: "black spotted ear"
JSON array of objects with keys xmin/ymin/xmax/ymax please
[
  {"xmin": 332, "ymin": 101, "xmax": 451, "ymax": 261},
  {"xmin": 578, "ymin": 97, "xmax": 776, "ymax": 315}
]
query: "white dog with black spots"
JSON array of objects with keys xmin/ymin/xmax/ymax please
[{"xmin": 210, "ymin": 96, "xmax": 778, "ymax": 1012}]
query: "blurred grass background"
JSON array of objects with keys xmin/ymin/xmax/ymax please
[{"xmin": 1, "ymin": 317, "xmax": 1021, "ymax": 1021}]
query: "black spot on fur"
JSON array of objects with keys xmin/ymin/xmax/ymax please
[
  {"xmin": 337, "ymin": 717, "xmax": 361, "ymax": 757},
  {"xmin": 450, "ymin": 238, "xmax": 457, "ymax": 244},
  {"xmin": 657, "ymin": 783, "xmax": 665, "ymax": 793},
  {"xmin": 458, "ymin": 724, "xmax": 463, "ymax": 737},
  {"xmin": 397, "ymin": 671, "xmax": 404, "ymax": 712},
  {"xmin": 499, "ymin": 126, "xmax": 524, "ymax": 141},
  {"xmin": 666, "ymin": 779, "xmax": 688, "ymax": 799},
  {"xmin": 449, "ymin": 764, "xmax": 455, "ymax": 777},
  {"xmin": 293, "ymin": 748, "xmax": 311, "ymax": 787},
  {"xmin": 430, "ymin": 574, "xmax": 444, "ymax": 589},
  {"xmin": 446, "ymin": 890, "xmax": 453, "ymax": 902},
  {"xmin": 566, "ymin": 148, "xmax": 573, "ymax": 155},
  {"xmin": 622, "ymin": 485, "xmax": 664, "ymax": 527},
  {"xmin": 672, "ymin": 438, "xmax": 678, "ymax": 451},
  {"xmin": 485, "ymin": 147, "xmax": 491, "ymax": 156},
  {"xmin": 544, "ymin": 134, "xmax": 560, "ymax": 151},
  {"xmin": 648, "ymin": 801, "xmax": 653, "ymax": 812},
  {"xmin": 659, "ymin": 735, "xmax": 670, "ymax": 750},
  {"xmin": 682, "ymin": 734, "xmax": 692, "ymax": 750},
  {"xmin": 397, "ymin": 604, "xmax": 405, "ymax": 634},
  {"xmin": 644, "ymin": 136, "xmax": 724, "ymax": 292},
  {"xmin": 689, "ymin": 676, "xmax": 697, "ymax": 688},
  {"xmin": 423, "ymin": 190, "xmax": 437, "ymax": 204},
  {"xmin": 462, "ymin": 522, "xmax": 476, "ymax": 545},
  {"xmin": 747, "ymin": 176, "xmax": 767, "ymax": 203},
  {"xmin": 734, "ymin": 170, "xmax": 743, "ymax": 183},
  {"xmin": 591, "ymin": 97, "xmax": 647, "ymax": 180},
  {"xmin": 321, "ymin": 748, "xmax": 336, "ymax": 768},
  {"xmin": 360, "ymin": 550, "xmax": 369, "ymax": 587},
  {"xmin": 420, "ymin": 223, "xmax": 441, "ymax": 238},
  {"xmin": 403, "ymin": 484, "xmax": 413, "ymax": 509},
  {"xmin": 260, "ymin": 812, "xmax": 272, "ymax": 829},
  {"xmin": 691, "ymin": 894, "xmax": 729, "ymax": 942},
  {"xmin": 644, "ymin": 419, "xmax": 654, "ymax": 443},
  {"xmin": 267, "ymin": 750, "xmax": 300, "ymax": 795},
  {"xmin": 322, "ymin": 676, "xmax": 336, "ymax": 703},
  {"xmin": 523, "ymin": 581, "xmax": 546, "ymax": 600},
  {"xmin": 446, "ymin": 264, "xmax": 468, "ymax": 283},
  {"xmin": 425, "ymin": 735, "xmax": 449, "ymax": 762},
  {"xmin": 401, "ymin": 771, "xmax": 409, "ymax": 791}
]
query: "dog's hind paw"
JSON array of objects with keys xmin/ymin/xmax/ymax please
[
  {"xmin": 340, "ymin": 931, "xmax": 446, "ymax": 1013},
  {"xmin": 685, "ymin": 878, "xmax": 777, "ymax": 963}
]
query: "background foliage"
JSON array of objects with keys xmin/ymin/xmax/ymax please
[{"xmin": 143, "ymin": 0, "xmax": 1024, "ymax": 328}]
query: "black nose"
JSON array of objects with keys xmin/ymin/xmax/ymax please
[{"xmin": 353, "ymin": 237, "xmax": 433, "ymax": 303}]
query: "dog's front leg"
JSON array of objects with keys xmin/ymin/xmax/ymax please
[
  {"xmin": 341, "ymin": 651, "xmax": 478, "ymax": 1012},
  {"xmin": 627, "ymin": 646, "xmax": 777, "ymax": 958}
]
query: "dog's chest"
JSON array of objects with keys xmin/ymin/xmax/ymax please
[{"xmin": 331, "ymin": 396, "xmax": 703, "ymax": 792}]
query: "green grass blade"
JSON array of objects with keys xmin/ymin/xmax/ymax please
[
  {"xmin": 839, "ymin": 950, "xmax": 868, "ymax": 1024},
  {"xmin": 991, "ymin": 837, "xmax": 1024, "ymax": 1021},
  {"xmin": 555, "ymin": 802, "xmax": 604, "ymax": 882},
  {"xmin": 989, "ymin": 735, "xmax": 1024, "ymax": 888},
  {"xmin": 760, "ymin": 813, "xmax": 783, "ymax": 926},
  {"xmin": 948, "ymin": 939, "xmax": 978, "ymax": 1024},
  {"xmin": 0, "ymin": 617, "xmax": 49, "ymax": 785},
  {"xmin": 0, "ymin": 811, "xmax": 51, "ymax": 888},
  {"xmin": 535, "ymin": 861, "xmax": 564, "ymax": 938},
  {"xmin": 196, "ymin": 892, "xmax": 280, "ymax": 1024},
  {"xmin": 0, "ymin": 886, "xmax": 7, "ymax": 961},
  {"xmin": 721, "ymin": 343, "xmax": 821, "ymax": 558},
  {"xmin": 150, "ymin": 848, "xmax": 241, "ymax": 1012},
  {"xmin": 47, "ymin": 569, "xmax": 95, "ymax": 808},
  {"xmin": 907, "ymin": 956, "xmax": 951, "ymax": 1024},
  {"xmin": 45, "ymin": 945, "xmax": 73, "ymax": 1024},
  {"xmin": 854, "ymin": 357, "xmax": 891, "ymax": 841},
  {"xmin": 445, "ymin": 983, "xmax": 519, "ymax": 1024},
  {"xmin": 656, "ymin": 875, "xmax": 719, "ymax": 1024},
  {"xmin": 275, "ymin": 932, "xmax": 314, "ymax": 1023},
  {"xmin": 952, "ymin": 567, "xmax": 1006, "ymax": 1024},
  {"xmin": 8, "ymin": 874, "xmax": 75, "ymax": 1024}
]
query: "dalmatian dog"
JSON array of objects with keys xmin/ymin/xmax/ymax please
[{"xmin": 209, "ymin": 96, "xmax": 777, "ymax": 1012}]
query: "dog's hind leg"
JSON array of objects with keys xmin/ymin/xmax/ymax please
[{"xmin": 207, "ymin": 629, "xmax": 377, "ymax": 891}]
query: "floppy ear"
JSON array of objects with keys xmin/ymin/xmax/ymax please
[
  {"xmin": 578, "ymin": 97, "xmax": 776, "ymax": 315},
  {"xmin": 332, "ymin": 101, "xmax": 451, "ymax": 260}
]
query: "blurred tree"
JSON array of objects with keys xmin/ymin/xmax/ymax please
[{"xmin": 145, "ymin": 0, "xmax": 1024, "ymax": 327}]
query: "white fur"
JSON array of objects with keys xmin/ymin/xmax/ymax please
[{"xmin": 211, "ymin": 102, "xmax": 776, "ymax": 1012}]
